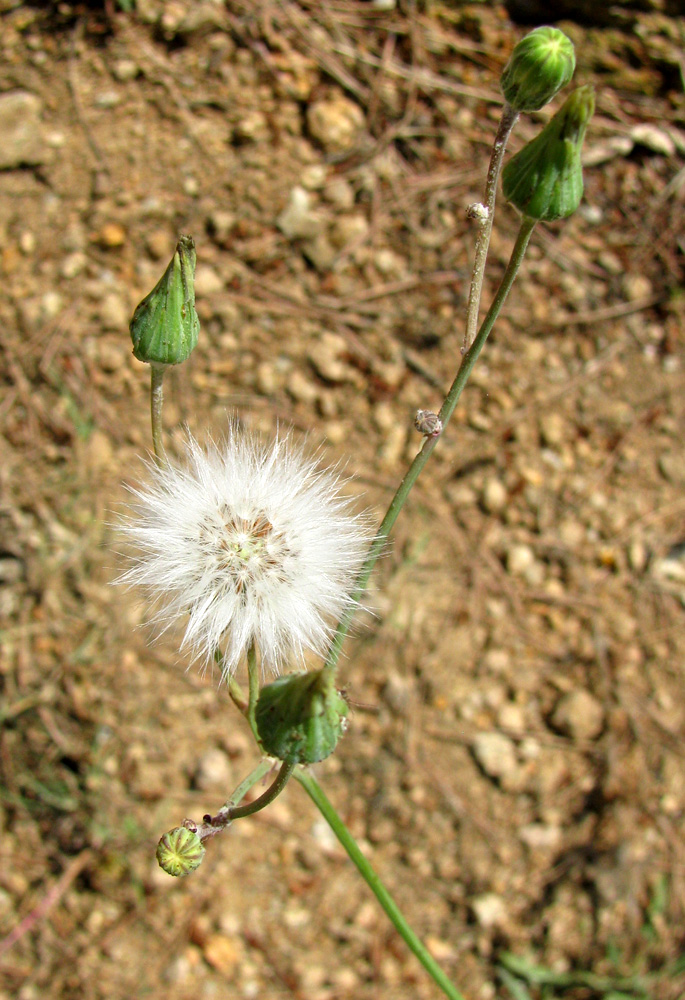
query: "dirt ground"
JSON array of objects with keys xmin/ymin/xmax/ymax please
[{"xmin": 1, "ymin": 2, "xmax": 684, "ymax": 999}]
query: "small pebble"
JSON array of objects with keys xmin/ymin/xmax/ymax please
[
  {"xmin": 300, "ymin": 164, "xmax": 327, "ymax": 190},
  {"xmin": 0, "ymin": 90, "xmax": 45, "ymax": 168},
  {"xmin": 100, "ymin": 291, "xmax": 129, "ymax": 331},
  {"xmin": 324, "ymin": 176, "xmax": 355, "ymax": 208},
  {"xmin": 61, "ymin": 251, "xmax": 87, "ymax": 278},
  {"xmin": 233, "ymin": 110, "xmax": 269, "ymax": 143},
  {"xmin": 552, "ymin": 689, "xmax": 604, "ymax": 741},
  {"xmin": 539, "ymin": 412, "xmax": 566, "ymax": 447},
  {"xmin": 19, "ymin": 231, "xmax": 35, "ymax": 254},
  {"xmin": 658, "ymin": 453, "xmax": 685, "ymax": 484},
  {"xmin": 307, "ymin": 94, "xmax": 365, "ymax": 152},
  {"xmin": 277, "ymin": 186, "xmax": 324, "ymax": 240},
  {"xmin": 506, "ymin": 543, "xmax": 535, "ymax": 577},
  {"xmin": 202, "ymin": 934, "xmax": 239, "ymax": 975},
  {"xmin": 471, "ymin": 892, "xmax": 507, "ymax": 930},
  {"xmin": 112, "ymin": 58, "xmax": 140, "ymax": 82},
  {"xmin": 472, "ymin": 731, "xmax": 518, "ymax": 781},
  {"xmin": 95, "ymin": 222, "xmax": 126, "ymax": 248},
  {"xmin": 481, "ymin": 478, "xmax": 507, "ymax": 515}
]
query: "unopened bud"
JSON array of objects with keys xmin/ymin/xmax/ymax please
[
  {"xmin": 500, "ymin": 26, "xmax": 576, "ymax": 112},
  {"xmin": 414, "ymin": 410, "xmax": 442, "ymax": 437},
  {"xmin": 256, "ymin": 669, "xmax": 348, "ymax": 765},
  {"xmin": 130, "ymin": 234, "xmax": 200, "ymax": 365},
  {"xmin": 156, "ymin": 826, "xmax": 206, "ymax": 877},
  {"xmin": 502, "ymin": 85, "xmax": 595, "ymax": 222}
]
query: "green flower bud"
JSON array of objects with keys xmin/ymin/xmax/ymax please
[
  {"xmin": 256, "ymin": 669, "xmax": 348, "ymax": 765},
  {"xmin": 130, "ymin": 234, "xmax": 200, "ymax": 365},
  {"xmin": 502, "ymin": 85, "xmax": 595, "ymax": 222},
  {"xmin": 156, "ymin": 826, "xmax": 205, "ymax": 877},
  {"xmin": 501, "ymin": 27, "xmax": 576, "ymax": 112}
]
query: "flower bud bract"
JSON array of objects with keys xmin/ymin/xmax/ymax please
[
  {"xmin": 130, "ymin": 234, "xmax": 200, "ymax": 365},
  {"xmin": 502, "ymin": 85, "xmax": 595, "ymax": 222},
  {"xmin": 256, "ymin": 669, "xmax": 348, "ymax": 765},
  {"xmin": 156, "ymin": 826, "xmax": 205, "ymax": 877},
  {"xmin": 501, "ymin": 26, "xmax": 576, "ymax": 112}
]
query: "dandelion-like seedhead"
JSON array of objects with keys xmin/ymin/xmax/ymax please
[{"xmin": 119, "ymin": 424, "xmax": 373, "ymax": 678}]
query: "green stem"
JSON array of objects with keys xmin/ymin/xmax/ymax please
[
  {"xmin": 246, "ymin": 642, "xmax": 260, "ymax": 742},
  {"xmin": 224, "ymin": 760, "xmax": 296, "ymax": 821},
  {"xmin": 150, "ymin": 363, "xmax": 167, "ymax": 466},
  {"xmin": 295, "ymin": 769, "xmax": 467, "ymax": 1000},
  {"xmin": 185, "ymin": 756, "xmax": 273, "ymax": 840},
  {"xmin": 227, "ymin": 758, "xmax": 274, "ymax": 808},
  {"xmin": 324, "ymin": 215, "xmax": 537, "ymax": 673},
  {"xmin": 227, "ymin": 675, "xmax": 248, "ymax": 714},
  {"xmin": 439, "ymin": 215, "xmax": 537, "ymax": 427},
  {"xmin": 463, "ymin": 103, "xmax": 519, "ymax": 353},
  {"xmin": 193, "ymin": 759, "xmax": 296, "ymax": 840}
]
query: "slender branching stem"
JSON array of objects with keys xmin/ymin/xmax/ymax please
[
  {"xmin": 324, "ymin": 214, "xmax": 537, "ymax": 674},
  {"xmin": 187, "ymin": 758, "xmax": 294, "ymax": 840},
  {"xmin": 246, "ymin": 642, "xmax": 261, "ymax": 743},
  {"xmin": 226, "ymin": 757, "xmax": 274, "ymax": 809},
  {"xmin": 212, "ymin": 759, "xmax": 294, "ymax": 825},
  {"xmin": 150, "ymin": 363, "xmax": 167, "ymax": 466},
  {"xmin": 462, "ymin": 103, "xmax": 519, "ymax": 353},
  {"xmin": 295, "ymin": 770, "xmax": 466, "ymax": 1000},
  {"xmin": 227, "ymin": 676, "xmax": 248, "ymax": 714},
  {"xmin": 223, "ymin": 650, "xmax": 261, "ymax": 746}
]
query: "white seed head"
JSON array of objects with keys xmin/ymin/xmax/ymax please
[{"xmin": 118, "ymin": 424, "xmax": 373, "ymax": 678}]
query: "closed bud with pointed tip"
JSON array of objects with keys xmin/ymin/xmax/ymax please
[
  {"xmin": 501, "ymin": 26, "xmax": 576, "ymax": 112},
  {"xmin": 156, "ymin": 826, "xmax": 206, "ymax": 877},
  {"xmin": 256, "ymin": 668, "xmax": 348, "ymax": 765},
  {"xmin": 502, "ymin": 85, "xmax": 595, "ymax": 222},
  {"xmin": 130, "ymin": 234, "xmax": 200, "ymax": 365}
]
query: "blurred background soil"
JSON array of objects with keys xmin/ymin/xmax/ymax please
[{"xmin": 1, "ymin": 2, "xmax": 684, "ymax": 998}]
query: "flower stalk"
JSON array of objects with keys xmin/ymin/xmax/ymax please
[
  {"xmin": 246, "ymin": 641, "xmax": 260, "ymax": 743},
  {"xmin": 324, "ymin": 214, "xmax": 537, "ymax": 675},
  {"xmin": 182, "ymin": 757, "xmax": 289, "ymax": 843},
  {"xmin": 149, "ymin": 363, "xmax": 166, "ymax": 466},
  {"xmin": 462, "ymin": 102, "xmax": 519, "ymax": 353},
  {"xmin": 295, "ymin": 769, "xmax": 466, "ymax": 1000}
]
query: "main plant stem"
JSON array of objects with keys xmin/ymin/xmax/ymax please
[
  {"xmin": 296, "ymin": 770, "xmax": 466, "ymax": 1000},
  {"xmin": 324, "ymin": 214, "xmax": 537, "ymax": 672}
]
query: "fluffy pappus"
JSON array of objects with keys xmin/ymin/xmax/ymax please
[{"xmin": 118, "ymin": 424, "xmax": 374, "ymax": 678}]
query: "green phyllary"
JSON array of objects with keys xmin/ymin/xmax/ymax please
[
  {"xmin": 501, "ymin": 26, "xmax": 576, "ymax": 112},
  {"xmin": 256, "ymin": 669, "xmax": 348, "ymax": 765},
  {"xmin": 130, "ymin": 234, "xmax": 200, "ymax": 366},
  {"xmin": 502, "ymin": 85, "xmax": 595, "ymax": 221}
]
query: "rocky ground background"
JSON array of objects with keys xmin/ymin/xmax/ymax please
[{"xmin": 1, "ymin": 2, "xmax": 684, "ymax": 998}]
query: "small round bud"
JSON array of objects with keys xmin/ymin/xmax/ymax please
[
  {"xmin": 414, "ymin": 410, "xmax": 443, "ymax": 437},
  {"xmin": 256, "ymin": 669, "xmax": 348, "ymax": 765},
  {"xmin": 130, "ymin": 234, "xmax": 200, "ymax": 365},
  {"xmin": 500, "ymin": 27, "xmax": 576, "ymax": 112},
  {"xmin": 502, "ymin": 85, "xmax": 595, "ymax": 222},
  {"xmin": 466, "ymin": 203, "xmax": 489, "ymax": 222},
  {"xmin": 156, "ymin": 826, "xmax": 206, "ymax": 877}
]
